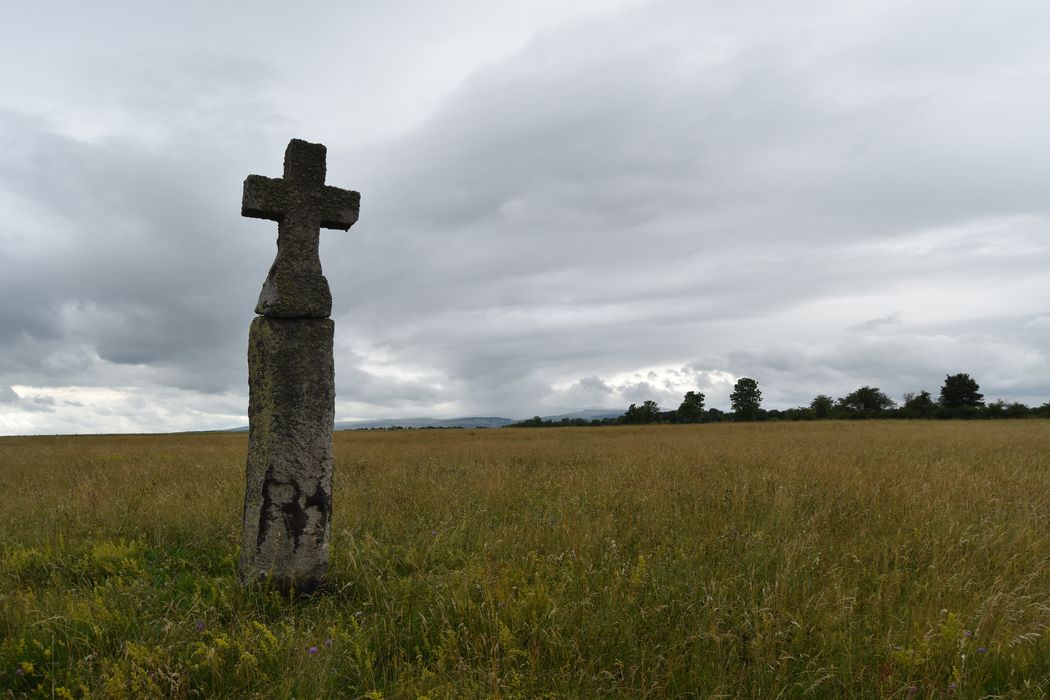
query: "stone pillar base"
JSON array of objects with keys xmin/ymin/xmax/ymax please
[{"xmin": 239, "ymin": 316, "xmax": 334, "ymax": 593}]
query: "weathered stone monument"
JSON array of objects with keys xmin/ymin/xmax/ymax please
[{"xmin": 238, "ymin": 139, "xmax": 359, "ymax": 592}]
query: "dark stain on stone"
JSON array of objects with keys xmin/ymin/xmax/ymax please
[
  {"xmin": 255, "ymin": 474, "xmax": 283, "ymax": 552},
  {"xmin": 302, "ymin": 482, "xmax": 331, "ymax": 544},
  {"xmin": 256, "ymin": 475, "xmax": 330, "ymax": 552}
]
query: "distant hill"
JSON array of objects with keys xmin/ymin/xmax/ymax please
[
  {"xmin": 531, "ymin": 409, "xmax": 624, "ymax": 422},
  {"xmin": 333, "ymin": 416, "xmax": 514, "ymax": 430},
  {"xmin": 333, "ymin": 409, "xmax": 625, "ymax": 430},
  {"xmin": 227, "ymin": 408, "xmax": 625, "ymax": 432}
]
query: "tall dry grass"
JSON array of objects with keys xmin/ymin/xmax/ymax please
[{"xmin": 1, "ymin": 421, "xmax": 1049, "ymax": 697}]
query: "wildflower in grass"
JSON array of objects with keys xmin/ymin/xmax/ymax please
[
  {"xmin": 307, "ymin": 645, "xmax": 318, "ymax": 655},
  {"xmin": 15, "ymin": 668, "xmax": 25, "ymax": 676},
  {"xmin": 195, "ymin": 620, "xmax": 205, "ymax": 633},
  {"xmin": 977, "ymin": 647, "xmax": 987, "ymax": 653},
  {"xmin": 963, "ymin": 630, "xmax": 972, "ymax": 638},
  {"xmin": 325, "ymin": 638, "xmax": 333, "ymax": 648},
  {"xmin": 949, "ymin": 682, "xmax": 957, "ymax": 691}
]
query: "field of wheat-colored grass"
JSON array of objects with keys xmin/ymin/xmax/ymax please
[{"xmin": 2, "ymin": 421, "xmax": 1049, "ymax": 698}]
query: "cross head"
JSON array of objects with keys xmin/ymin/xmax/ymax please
[{"xmin": 242, "ymin": 139, "xmax": 360, "ymax": 318}]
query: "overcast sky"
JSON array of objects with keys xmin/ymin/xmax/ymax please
[{"xmin": 1, "ymin": 1, "xmax": 1048, "ymax": 434}]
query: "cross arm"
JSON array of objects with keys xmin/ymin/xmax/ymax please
[
  {"xmin": 242, "ymin": 175, "xmax": 291, "ymax": 222},
  {"xmin": 320, "ymin": 186, "xmax": 361, "ymax": 231}
]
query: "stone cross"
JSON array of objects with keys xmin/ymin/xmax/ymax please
[
  {"xmin": 242, "ymin": 139, "xmax": 360, "ymax": 318},
  {"xmin": 238, "ymin": 139, "xmax": 360, "ymax": 593}
]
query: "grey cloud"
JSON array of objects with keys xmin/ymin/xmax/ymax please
[
  {"xmin": 0, "ymin": 386, "xmax": 19, "ymax": 403},
  {"xmin": 0, "ymin": 107, "xmax": 274, "ymax": 393},
  {"xmin": 548, "ymin": 367, "xmax": 737, "ymax": 416},
  {"xmin": 697, "ymin": 314, "xmax": 1050, "ymax": 409},
  {"xmin": 2, "ymin": 0, "xmax": 1050, "ymax": 432},
  {"xmin": 619, "ymin": 382, "xmax": 673, "ymax": 407},
  {"xmin": 850, "ymin": 313, "xmax": 902, "ymax": 332},
  {"xmin": 14, "ymin": 394, "xmax": 58, "ymax": 413},
  {"xmin": 563, "ymin": 376, "xmax": 616, "ymax": 404},
  {"xmin": 334, "ymin": 355, "xmax": 448, "ymax": 414},
  {"xmin": 331, "ymin": 0, "xmax": 1049, "ymax": 341}
]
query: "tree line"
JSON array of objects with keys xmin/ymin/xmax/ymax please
[{"xmin": 508, "ymin": 373, "xmax": 1050, "ymax": 427}]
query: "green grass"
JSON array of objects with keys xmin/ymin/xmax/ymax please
[{"xmin": 2, "ymin": 422, "xmax": 1049, "ymax": 697}]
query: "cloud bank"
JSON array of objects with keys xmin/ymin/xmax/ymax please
[{"xmin": 1, "ymin": 1, "xmax": 1048, "ymax": 432}]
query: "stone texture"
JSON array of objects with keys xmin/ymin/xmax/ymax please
[
  {"xmin": 239, "ymin": 139, "xmax": 359, "ymax": 593},
  {"xmin": 256, "ymin": 268, "xmax": 333, "ymax": 319},
  {"xmin": 242, "ymin": 139, "xmax": 360, "ymax": 319},
  {"xmin": 239, "ymin": 317, "xmax": 334, "ymax": 592}
]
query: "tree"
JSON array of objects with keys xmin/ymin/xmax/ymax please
[
  {"xmin": 902, "ymin": 390, "xmax": 936, "ymax": 418},
  {"xmin": 810, "ymin": 394, "xmax": 834, "ymax": 419},
  {"xmin": 939, "ymin": 373, "xmax": 984, "ymax": 408},
  {"xmin": 640, "ymin": 400, "xmax": 661, "ymax": 423},
  {"xmin": 987, "ymin": 400, "xmax": 1031, "ymax": 419},
  {"xmin": 623, "ymin": 400, "xmax": 661, "ymax": 424},
  {"xmin": 837, "ymin": 386, "xmax": 895, "ymax": 414},
  {"xmin": 705, "ymin": 407, "xmax": 728, "ymax": 422},
  {"xmin": 1004, "ymin": 402, "xmax": 1030, "ymax": 418},
  {"xmin": 730, "ymin": 377, "xmax": 762, "ymax": 421},
  {"xmin": 782, "ymin": 406, "xmax": 814, "ymax": 421},
  {"xmin": 677, "ymin": 391, "xmax": 706, "ymax": 423}
]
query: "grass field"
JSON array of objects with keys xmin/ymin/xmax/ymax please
[{"xmin": 2, "ymin": 422, "xmax": 1049, "ymax": 698}]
